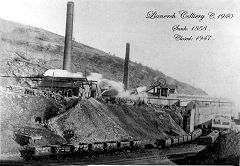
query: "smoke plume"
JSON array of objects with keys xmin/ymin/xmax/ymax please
[{"xmin": 87, "ymin": 73, "xmax": 147, "ymax": 100}]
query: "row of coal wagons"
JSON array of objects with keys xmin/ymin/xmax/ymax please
[
  {"xmin": 75, "ymin": 140, "xmax": 144, "ymax": 155},
  {"xmin": 156, "ymin": 135, "xmax": 190, "ymax": 148},
  {"xmin": 84, "ymin": 140, "xmax": 143, "ymax": 155},
  {"xmin": 155, "ymin": 129, "xmax": 203, "ymax": 148},
  {"xmin": 77, "ymin": 140, "xmax": 143, "ymax": 156},
  {"xmin": 20, "ymin": 140, "xmax": 143, "ymax": 161}
]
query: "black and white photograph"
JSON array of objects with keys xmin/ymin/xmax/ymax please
[{"xmin": 0, "ymin": 0, "xmax": 240, "ymax": 165}]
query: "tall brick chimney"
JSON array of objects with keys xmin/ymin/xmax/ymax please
[
  {"xmin": 63, "ymin": 1, "xmax": 74, "ymax": 72},
  {"xmin": 123, "ymin": 43, "xmax": 130, "ymax": 90}
]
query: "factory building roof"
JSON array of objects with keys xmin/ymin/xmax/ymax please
[{"xmin": 146, "ymin": 84, "xmax": 177, "ymax": 92}]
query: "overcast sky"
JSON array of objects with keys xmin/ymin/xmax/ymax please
[{"xmin": 1, "ymin": 0, "xmax": 240, "ymax": 107}]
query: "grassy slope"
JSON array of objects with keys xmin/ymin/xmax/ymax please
[{"xmin": 0, "ymin": 18, "xmax": 207, "ymax": 95}]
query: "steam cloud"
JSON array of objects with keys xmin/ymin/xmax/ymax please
[{"xmin": 87, "ymin": 73, "xmax": 147, "ymax": 100}]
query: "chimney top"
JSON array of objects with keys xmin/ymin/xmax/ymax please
[{"xmin": 67, "ymin": 1, "xmax": 74, "ymax": 5}]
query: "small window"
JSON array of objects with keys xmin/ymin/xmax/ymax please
[
  {"xmin": 91, "ymin": 90, "xmax": 96, "ymax": 98},
  {"xmin": 161, "ymin": 88, "xmax": 168, "ymax": 97},
  {"xmin": 169, "ymin": 89, "xmax": 175, "ymax": 94},
  {"xmin": 213, "ymin": 120, "xmax": 221, "ymax": 124},
  {"xmin": 68, "ymin": 89, "xmax": 73, "ymax": 97},
  {"xmin": 213, "ymin": 119, "xmax": 221, "ymax": 124}
]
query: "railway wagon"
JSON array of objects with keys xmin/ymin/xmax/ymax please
[
  {"xmin": 88, "ymin": 142, "xmax": 107, "ymax": 156},
  {"xmin": 55, "ymin": 144, "xmax": 75, "ymax": 158},
  {"xmin": 183, "ymin": 136, "xmax": 188, "ymax": 143},
  {"xmin": 198, "ymin": 130, "xmax": 219, "ymax": 145},
  {"xmin": 187, "ymin": 135, "xmax": 192, "ymax": 142},
  {"xmin": 171, "ymin": 137, "xmax": 179, "ymax": 145},
  {"xmin": 156, "ymin": 138, "xmax": 171, "ymax": 148},
  {"xmin": 120, "ymin": 141, "xmax": 131, "ymax": 151},
  {"xmin": 76, "ymin": 143, "xmax": 88, "ymax": 156},
  {"xmin": 191, "ymin": 129, "xmax": 202, "ymax": 140},
  {"xmin": 20, "ymin": 145, "xmax": 56, "ymax": 161},
  {"xmin": 20, "ymin": 146, "xmax": 36, "ymax": 161},
  {"xmin": 130, "ymin": 140, "xmax": 143, "ymax": 150},
  {"xmin": 106, "ymin": 141, "xmax": 119, "ymax": 154},
  {"xmin": 178, "ymin": 136, "xmax": 183, "ymax": 144}
]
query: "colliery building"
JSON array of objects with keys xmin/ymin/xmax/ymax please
[
  {"xmin": 37, "ymin": 71, "xmax": 98, "ymax": 98},
  {"xmin": 145, "ymin": 84, "xmax": 178, "ymax": 105}
]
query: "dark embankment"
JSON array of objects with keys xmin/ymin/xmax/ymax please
[
  {"xmin": 174, "ymin": 131, "xmax": 240, "ymax": 165},
  {"xmin": 48, "ymin": 98, "xmax": 186, "ymax": 144},
  {"xmin": 0, "ymin": 90, "xmax": 66, "ymax": 154}
]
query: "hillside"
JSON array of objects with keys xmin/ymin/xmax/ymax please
[
  {"xmin": 0, "ymin": 18, "xmax": 207, "ymax": 95},
  {"xmin": 0, "ymin": 90, "xmax": 66, "ymax": 153}
]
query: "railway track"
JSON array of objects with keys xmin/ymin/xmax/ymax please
[
  {"xmin": 85, "ymin": 151, "xmax": 198, "ymax": 165},
  {"xmin": 0, "ymin": 144, "xmax": 206, "ymax": 165},
  {"xmin": 64, "ymin": 154, "xmax": 170, "ymax": 165},
  {"xmin": 43, "ymin": 151, "xmax": 199, "ymax": 165}
]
